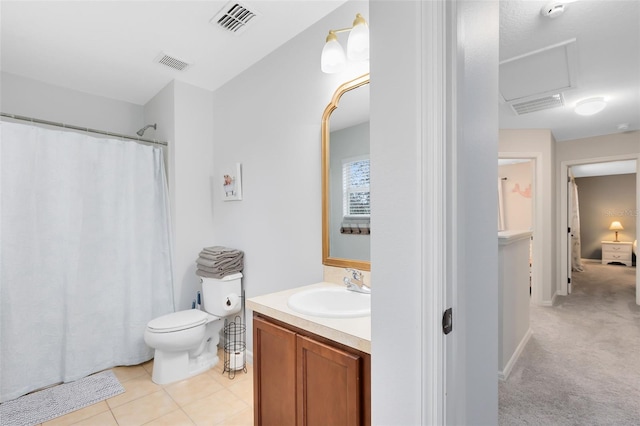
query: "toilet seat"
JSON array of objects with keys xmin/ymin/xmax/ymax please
[{"xmin": 147, "ymin": 310, "xmax": 211, "ymax": 333}]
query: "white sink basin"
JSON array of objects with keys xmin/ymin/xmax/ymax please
[{"xmin": 287, "ymin": 287, "xmax": 371, "ymax": 318}]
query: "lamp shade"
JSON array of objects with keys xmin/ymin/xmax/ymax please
[
  {"xmin": 347, "ymin": 14, "xmax": 369, "ymax": 61},
  {"xmin": 321, "ymin": 32, "xmax": 346, "ymax": 74},
  {"xmin": 609, "ymin": 221, "xmax": 624, "ymax": 231}
]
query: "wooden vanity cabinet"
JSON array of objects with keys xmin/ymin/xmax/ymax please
[
  {"xmin": 253, "ymin": 314, "xmax": 370, "ymax": 426},
  {"xmin": 253, "ymin": 315, "xmax": 297, "ymax": 424}
]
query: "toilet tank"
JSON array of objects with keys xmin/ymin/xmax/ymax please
[{"xmin": 201, "ymin": 273, "xmax": 242, "ymax": 317}]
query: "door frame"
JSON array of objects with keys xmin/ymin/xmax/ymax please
[
  {"xmin": 499, "ymin": 152, "xmax": 544, "ymax": 306},
  {"xmin": 559, "ymin": 154, "xmax": 639, "ymax": 302}
]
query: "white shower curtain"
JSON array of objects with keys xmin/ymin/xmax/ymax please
[
  {"xmin": 570, "ymin": 175, "xmax": 585, "ymax": 272},
  {"xmin": 0, "ymin": 122, "xmax": 174, "ymax": 402}
]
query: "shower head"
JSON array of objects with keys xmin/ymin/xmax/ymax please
[{"xmin": 136, "ymin": 123, "xmax": 157, "ymax": 137}]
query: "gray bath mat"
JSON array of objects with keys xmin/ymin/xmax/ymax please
[{"xmin": 0, "ymin": 370, "xmax": 124, "ymax": 426}]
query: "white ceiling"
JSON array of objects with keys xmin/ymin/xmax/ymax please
[
  {"xmin": 499, "ymin": 0, "xmax": 640, "ymax": 141},
  {"xmin": 1, "ymin": 1, "xmax": 638, "ymax": 143},
  {"xmin": 0, "ymin": 0, "xmax": 347, "ymax": 105}
]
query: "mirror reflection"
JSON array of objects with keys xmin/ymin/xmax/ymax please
[{"xmin": 322, "ymin": 74, "xmax": 370, "ymax": 271}]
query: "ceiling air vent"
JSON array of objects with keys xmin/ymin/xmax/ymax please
[
  {"xmin": 155, "ymin": 52, "xmax": 191, "ymax": 71},
  {"xmin": 510, "ymin": 93, "xmax": 565, "ymax": 115},
  {"xmin": 211, "ymin": 2, "xmax": 259, "ymax": 35}
]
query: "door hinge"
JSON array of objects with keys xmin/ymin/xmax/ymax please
[
  {"xmin": 442, "ymin": 308, "xmax": 453, "ymax": 335},
  {"xmin": 568, "ymin": 227, "xmax": 571, "ymax": 234},
  {"xmin": 568, "ymin": 277, "xmax": 571, "ymax": 284}
]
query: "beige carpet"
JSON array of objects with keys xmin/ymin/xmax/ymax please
[{"xmin": 499, "ymin": 260, "xmax": 640, "ymax": 425}]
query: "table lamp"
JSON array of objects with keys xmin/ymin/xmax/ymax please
[{"xmin": 609, "ymin": 221, "xmax": 623, "ymax": 242}]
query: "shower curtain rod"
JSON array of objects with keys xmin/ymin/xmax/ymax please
[{"xmin": 1, "ymin": 112, "xmax": 168, "ymax": 147}]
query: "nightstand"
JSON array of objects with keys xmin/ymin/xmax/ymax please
[{"xmin": 601, "ymin": 241, "xmax": 633, "ymax": 266}]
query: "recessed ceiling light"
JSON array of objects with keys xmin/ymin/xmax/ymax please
[{"xmin": 574, "ymin": 97, "xmax": 607, "ymax": 116}]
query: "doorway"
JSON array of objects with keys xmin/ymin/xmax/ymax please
[
  {"xmin": 499, "ymin": 153, "xmax": 543, "ymax": 305},
  {"xmin": 560, "ymin": 156, "xmax": 639, "ymax": 303}
]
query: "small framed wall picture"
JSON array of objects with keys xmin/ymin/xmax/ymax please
[{"xmin": 222, "ymin": 163, "xmax": 243, "ymax": 201}]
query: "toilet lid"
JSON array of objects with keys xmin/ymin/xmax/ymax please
[{"xmin": 147, "ymin": 309, "xmax": 209, "ymax": 333}]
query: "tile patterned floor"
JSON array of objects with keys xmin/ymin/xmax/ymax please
[{"xmin": 40, "ymin": 352, "xmax": 253, "ymax": 426}]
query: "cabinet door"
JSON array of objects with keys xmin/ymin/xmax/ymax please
[
  {"xmin": 254, "ymin": 316, "xmax": 297, "ymax": 426},
  {"xmin": 296, "ymin": 334, "xmax": 362, "ymax": 426}
]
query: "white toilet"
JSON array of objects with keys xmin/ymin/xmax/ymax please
[{"xmin": 144, "ymin": 273, "xmax": 242, "ymax": 384}]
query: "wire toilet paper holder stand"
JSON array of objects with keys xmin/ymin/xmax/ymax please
[{"xmin": 223, "ymin": 311, "xmax": 247, "ymax": 379}]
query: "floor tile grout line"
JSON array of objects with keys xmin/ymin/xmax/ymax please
[
  {"xmin": 159, "ymin": 384, "xmax": 202, "ymax": 424},
  {"xmin": 107, "ymin": 388, "xmax": 172, "ymax": 425}
]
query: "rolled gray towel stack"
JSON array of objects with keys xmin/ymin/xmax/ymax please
[{"xmin": 196, "ymin": 246, "xmax": 244, "ymax": 279}]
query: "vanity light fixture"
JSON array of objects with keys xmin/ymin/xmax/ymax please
[
  {"xmin": 609, "ymin": 221, "xmax": 624, "ymax": 242},
  {"xmin": 574, "ymin": 97, "xmax": 607, "ymax": 116},
  {"xmin": 321, "ymin": 13, "xmax": 369, "ymax": 74}
]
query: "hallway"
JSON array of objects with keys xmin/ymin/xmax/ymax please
[{"xmin": 499, "ymin": 260, "xmax": 640, "ymax": 425}]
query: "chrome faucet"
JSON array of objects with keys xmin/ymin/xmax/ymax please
[{"xmin": 343, "ymin": 268, "xmax": 371, "ymax": 294}]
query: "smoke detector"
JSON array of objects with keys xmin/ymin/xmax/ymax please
[
  {"xmin": 211, "ymin": 2, "xmax": 259, "ymax": 35},
  {"xmin": 541, "ymin": 2, "xmax": 566, "ymax": 18}
]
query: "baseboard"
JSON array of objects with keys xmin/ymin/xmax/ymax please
[
  {"xmin": 541, "ymin": 292, "xmax": 557, "ymax": 307},
  {"xmin": 498, "ymin": 328, "xmax": 532, "ymax": 381}
]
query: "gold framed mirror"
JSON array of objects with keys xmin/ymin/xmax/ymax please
[{"xmin": 322, "ymin": 73, "xmax": 370, "ymax": 271}]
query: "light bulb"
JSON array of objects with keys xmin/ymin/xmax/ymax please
[
  {"xmin": 347, "ymin": 14, "xmax": 369, "ymax": 61},
  {"xmin": 321, "ymin": 32, "xmax": 346, "ymax": 74}
]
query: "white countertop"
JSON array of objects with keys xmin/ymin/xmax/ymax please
[
  {"xmin": 498, "ymin": 230, "xmax": 532, "ymax": 245},
  {"xmin": 247, "ymin": 282, "xmax": 371, "ymax": 354}
]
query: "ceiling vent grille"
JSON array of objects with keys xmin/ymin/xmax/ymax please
[
  {"xmin": 155, "ymin": 52, "xmax": 191, "ymax": 71},
  {"xmin": 510, "ymin": 93, "xmax": 565, "ymax": 115},
  {"xmin": 211, "ymin": 2, "xmax": 259, "ymax": 35}
]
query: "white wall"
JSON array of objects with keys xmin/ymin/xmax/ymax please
[
  {"xmin": 452, "ymin": 1, "xmax": 500, "ymax": 422},
  {"xmin": 143, "ymin": 80, "xmax": 175, "ymax": 220},
  {"xmin": 172, "ymin": 82, "xmax": 215, "ymax": 310},
  {"xmin": 144, "ymin": 81, "xmax": 216, "ymax": 310},
  {"xmin": 500, "ymin": 129, "xmax": 557, "ymax": 304},
  {"xmin": 498, "ymin": 232, "xmax": 531, "ymax": 378},
  {"xmin": 556, "ymin": 131, "xmax": 640, "ymax": 163},
  {"xmin": 210, "ymin": 1, "xmax": 369, "ymax": 357},
  {"xmin": 370, "ymin": 1, "xmax": 424, "ymax": 422},
  {"xmin": 1, "ymin": 72, "xmax": 143, "ymax": 135},
  {"xmin": 499, "ymin": 161, "xmax": 533, "ymax": 230},
  {"xmin": 371, "ymin": 1, "xmax": 499, "ymax": 423}
]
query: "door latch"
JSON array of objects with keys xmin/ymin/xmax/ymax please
[{"xmin": 442, "ymin": 308, "xmax": 453, "ymax": 335}]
